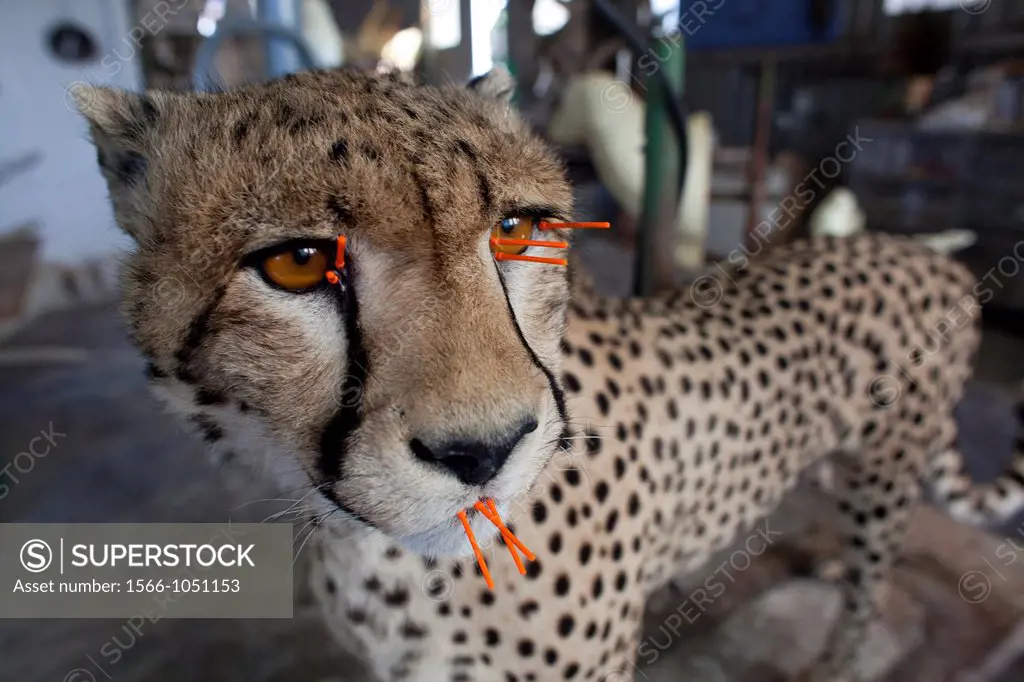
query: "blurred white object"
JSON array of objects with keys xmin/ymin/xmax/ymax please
[
  {"xmin": 301, "ymin": 0, "xmax": 345, "ymax": 68},
  {"xmin": 381, "ymin": 28, "xmax": 423, "ymax": 72},
  {"xmin": 549, "ymin": 71, "xmax": 715, "ymax": 270},
  {"xmin": 918, "ymin": 98, "xmax": 990, "ymax": 131},
  {"xmin": 197, "ymin": 0, "xmax": 227, "ymax": 37},
  {"xmin": 811, "ymin": 188, "xmax": 976, "ymax": 254},
  {"xmin": 810, "ymin": 187, "xmax": 865, "ymax": 238}
]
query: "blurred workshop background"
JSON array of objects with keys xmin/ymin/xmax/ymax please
[{"xmin": 3, "ymin": 1, "xmax": 1024, "ymax": 681}]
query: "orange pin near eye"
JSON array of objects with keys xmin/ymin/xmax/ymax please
[
  {"xmin": 494, "ymin": 252, "xmax": 568, "ymax": 266},
  {"xmin": 490, "ymin": 237, "xmax": 568, "ymax": 250},
  {"xmin": 538, "ymin": 221, "xmax": 611, "ymax": 230},
  {"xmin": 489, "ymin": 218, "xmax": 611, "ymax": 267},
  {"xmin": 334, "ymin": 234, "xmax": 347, "ymax": 270},
  {"xmin": 325, "ymin": 234, "xmax": 347, "ymax": 285}
]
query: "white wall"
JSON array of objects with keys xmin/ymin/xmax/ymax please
[{"xmin": 0, "ymin": 0, "xmax": 141, "ymax": 264}]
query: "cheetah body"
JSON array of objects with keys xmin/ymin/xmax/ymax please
[{"xmin": 74, "ymin": 69, "xmax": 1024, "ymax": 682}]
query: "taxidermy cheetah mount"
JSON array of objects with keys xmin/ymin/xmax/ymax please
[{"xmin": 75, "ymin": 68, "xmax": 1024, "ymax": 682}]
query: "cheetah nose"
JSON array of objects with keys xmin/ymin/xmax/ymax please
[{"xmin": 410, "ymin": 417, "xmax": 538, "ymax": 486}]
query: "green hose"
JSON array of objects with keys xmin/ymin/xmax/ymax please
[{"xmin": 635, "ymin": 36, "xmax": 685, "ymax": 297}]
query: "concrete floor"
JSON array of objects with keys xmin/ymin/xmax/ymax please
[{"xmin": 1, "ymin": 296, "xmax": 1023, "ymax": 681}]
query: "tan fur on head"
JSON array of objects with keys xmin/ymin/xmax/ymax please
[{"xmin": 75, "ymin": 68, "xmax": 574, "ymax": 556}]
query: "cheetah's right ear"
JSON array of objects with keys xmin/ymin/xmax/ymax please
[
  {"xmin": 467, "ymin": 66, "xmax": 515, "ymax": 103},
  {"xmin": 72, "ymin": 84, "xmax": 161, "ymax": 241}
]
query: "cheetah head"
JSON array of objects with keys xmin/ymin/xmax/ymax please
[{"xmin": 75, "ymin": 69, "xmax": 573, "ymax": 556}]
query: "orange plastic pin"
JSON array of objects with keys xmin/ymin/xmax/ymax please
[
  {"xmin": 334, "ymin": 234, "xmax": 347, "ymax": 270},
  {"xmin": 490, "ymin": 237, "xmax": 569, "ymax": 249},
  {"xmin": 494, "ymin": 252, "xmax": 568, "ymax": 266},
  {"xmin": 459, "ymin": 498, "xmax": 535, "ymax": 588},
  {"xmin": 457, "ymin": 509, "xmax": 494, "ymax": 589},
  {"xmin": 538, "ymin": 221, "xmax": 611, "ymax": 230},
  {"xmin": 475, "ymin": 500, "xmax": 535, "ymax": 575},
  {"xmin": 325, "ymin": 234, "xmax": 347, "ymax": 287}
]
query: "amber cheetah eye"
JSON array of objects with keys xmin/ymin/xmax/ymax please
[
  {"xmin": 259, "ymin": 245, "xmax": 330, "ymax": 291},
  {"xmin": 490, "ymin": 216, "xmax": 537, "ymax": 255}
]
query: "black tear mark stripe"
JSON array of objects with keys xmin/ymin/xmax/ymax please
[
  {"xmin": 171, "ymin": 285, "xmax": 241, "ymax": 406},
  {"xmin": 313, "ymin": 265, "xmax": 397, "ymax": 532},
  {"xmin": 173, "ymin": 284, "xmax": 227, "ymax": 380},
  {"xmin": 317, "ymin": 262, "xmax": 369, "ymax": 483},
  {"xmin": 454, "ymin": 139, "xmax": 493, "ymax": 214},
  {"xmin": 494, "ymin": 265, "xmax": 570, "ymax": 432}
]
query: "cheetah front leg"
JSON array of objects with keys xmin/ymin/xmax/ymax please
[{"xmin": 801, "ymin": 443, "xmax": 921, "ymax": 682}]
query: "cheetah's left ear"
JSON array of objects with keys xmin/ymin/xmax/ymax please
[{"xmin": 467, "ymin": 66, "xmax": 515, "ymax": 103}]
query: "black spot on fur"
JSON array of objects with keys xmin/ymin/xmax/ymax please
[
  {"xmin": 326, "ymin": 196, "xmax": 353, "ymax": 224},
  {"xmin": 276, "ymin": 105, "xmax": 325, "ymax": 136},
  {"xmin": 144, "ymin": 362, "xmax": 167, "ymax": 380},
  {"xmin": 192, "ymin": 415, "xmax": 223, "ymax": 443},
  {"xmin": 232, "ymin": 112, "xmax": 259, "ymax": 146},
  {"xmin": 412, "ymin": 168, "xmax": 435, "ymax": 222},
  {"xmin": 330, "ymin": 139, "xmax": 349, "ymax": 163},
  {"xmin": 137, "ymin": 95, "xmax": 159, "ymax": 126},
  {"xmin": 384, "ymin": 587, "xmax": 410, "ymax": 606},
  {"xmin": 455, "ymin": 139, "xmax": 493, "ymax": 212},
  {"xmin": 400, "ymin": 621, "xmax": 428, "ymax": 638},
  {"xmin": 361, "ymin": 143, "xmax": 380, "ymax": 161},
  {"xmin": 556, "ymin": 425, "xmax": 573, "ymax": 454},
  {"xmin": 174, "ymin": 365, "xmax": 199, "ymax": 384},
  {"xmin": 195, "ymin": 387, "xmax": 226, "ymax": 406}
]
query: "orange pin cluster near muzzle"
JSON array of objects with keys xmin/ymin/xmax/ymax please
[{"xmin": 457, "ymin": 499, "xmax": 535, "ymax": 590}]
